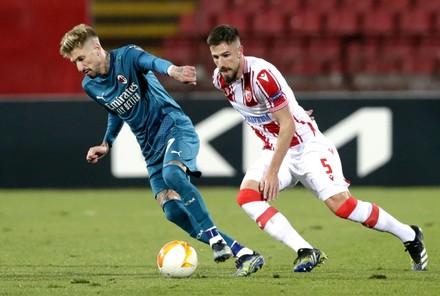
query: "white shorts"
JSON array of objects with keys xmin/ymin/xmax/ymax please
[{"xmin": 242, "ymin": 132, "xmax": 350, "ymax": 201}]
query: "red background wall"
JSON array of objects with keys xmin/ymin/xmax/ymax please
[{"xmin": 0, "ymin": 0, "xmax": 89, "ymax": 95}]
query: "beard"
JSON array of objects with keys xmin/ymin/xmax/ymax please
[
  {"xmin": 220, "ymin": 67, "xmax": 239, "ymax": 84},
  {"xmin": 84, "ymin": 62, "xmax": 103, "ymax": 78}
]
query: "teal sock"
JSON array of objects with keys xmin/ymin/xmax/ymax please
[{"xmin": 162, "ymin": 199, "xmax": 208, "ymax": 244}]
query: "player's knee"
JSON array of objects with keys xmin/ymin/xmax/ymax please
[
  {"xmin": 156, "ymin": 189, "xmax": 182, "ymax": 208},
  {"xmin": 236, "ymin": 188, "xmax": 263, "ymax": 206}
]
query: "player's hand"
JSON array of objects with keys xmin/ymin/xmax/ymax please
[
  {"xmin": 169, "ymin": 65, "xmax": 197, "ymax": 85},
  {"xmin": 259, "ymin": 173, "xmax": 280, "ymax": 202},
  {"xmin": 86, "ymin": 143, "xmax": 109, "ymax": 163}
]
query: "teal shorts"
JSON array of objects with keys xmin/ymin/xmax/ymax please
[{"xmin": 147, "ymin": 112, "xmax": 201, "ymax": 196}]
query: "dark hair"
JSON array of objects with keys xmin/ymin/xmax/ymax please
[{"xmin": 207, "ymin": 24, "xmax": 240, "ymax": 46}]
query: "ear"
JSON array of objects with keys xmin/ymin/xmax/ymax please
[
  {"xmin": 238, "ymin": 45, "xmax": 244, "ymax": 57},
  {"xmin": 91, "ymin": 39, "xmax": 102, "ymax": 54},
  {"xmin": 94, "ymin": 42, "xmax": 100, "ymax": 50}
]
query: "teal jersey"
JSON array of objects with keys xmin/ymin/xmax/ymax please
[{"xmin": 82, "ymin": 45, "xmax": 185, "ymax": 160}]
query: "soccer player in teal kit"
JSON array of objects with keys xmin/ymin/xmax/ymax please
[{"xmin": 59, "ymin": 24, "xmax": 264, "ymax": 277}]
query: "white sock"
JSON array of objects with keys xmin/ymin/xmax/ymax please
[
  {"xmin": 344, "ymin": 198, "xmax": 415, "ymax": 242},
  {"xmin": 242, "ymin": 202, "xmax": 313, "ymax": 252}
]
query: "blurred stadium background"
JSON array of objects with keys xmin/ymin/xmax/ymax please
[{"xmin": 0, "ymin": 0, "xmax": 439, "ymax": 188}]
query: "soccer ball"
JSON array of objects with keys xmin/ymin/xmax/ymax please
[{"xmin": 157, "ymin": 240, "xmax": 198, "ymax": 278}]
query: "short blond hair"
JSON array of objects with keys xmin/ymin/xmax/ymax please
[{"xmin": 59, "ymin": 24, "xmax": 98, "ymax": 58}]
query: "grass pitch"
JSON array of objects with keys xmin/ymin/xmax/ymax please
[{"xmin": 0, "ymin": 187, "xmax": 439, "ymax": 295}]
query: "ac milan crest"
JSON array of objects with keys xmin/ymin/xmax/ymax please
[{"xmin": 117, "ymin": 75, "xmax": 128, "ymax": 84}]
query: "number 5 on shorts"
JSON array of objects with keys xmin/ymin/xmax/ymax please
[{"xmin": 320, "ymin": 158, "xmax": 333, "ymax": 175}]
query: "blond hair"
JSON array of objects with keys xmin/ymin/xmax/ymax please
[{"xmin": 59, "ymin": 24, "xmax": 98, "ymax": 58}]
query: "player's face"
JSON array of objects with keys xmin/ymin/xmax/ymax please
[
  {"xmin": 69, "ymin": 40, "xmax": 102, "ymax": 78},
  {"xmin": 210, "ymin": 41, "xmax": 243, "ymax": 84}
]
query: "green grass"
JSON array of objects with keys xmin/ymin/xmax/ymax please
[{"xmin": 0, "ymin": 187, "xmax": 439, "ymax": 295}]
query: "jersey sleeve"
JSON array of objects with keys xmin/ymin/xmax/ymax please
[
  {"xmin": 127, "ymin": 45, "xmax": 173, "ymax": 75},
  {"xmin": 102, "ymin": 112, "xmax": 124, "ymax": 147},
  {"xmin": 254, "ymin": 68, "xmax": 288, "ymax": 112}
]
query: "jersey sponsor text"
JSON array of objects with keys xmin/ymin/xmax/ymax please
[{"xmin": 105, "ymin": 82, "xmax": 140, "ymax": 115}]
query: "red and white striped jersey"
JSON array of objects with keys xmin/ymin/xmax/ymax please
[{"xmin": 213, "ymin": 56, "xmax": 317, "ymax": 151}]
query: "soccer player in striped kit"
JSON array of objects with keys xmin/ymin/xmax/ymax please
[
  {"xmin": 207, "ymin": 24, "xmax": 428, "ymax": 272},
  {"xmin": 59, "ymin": 24, "xmax": 264, "ymax": 277}
]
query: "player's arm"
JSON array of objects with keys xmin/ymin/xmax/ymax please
[
  {"xmin": 260, "ymin": 106, "xmax": 296, "ymax": 202},
  {"xmin": 133, "ymin": 46, "xmax": 196, "ymax": 85},
  {"xmin": 86, "ymin": 112, "xmax": 123, "ymax": 164}
]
